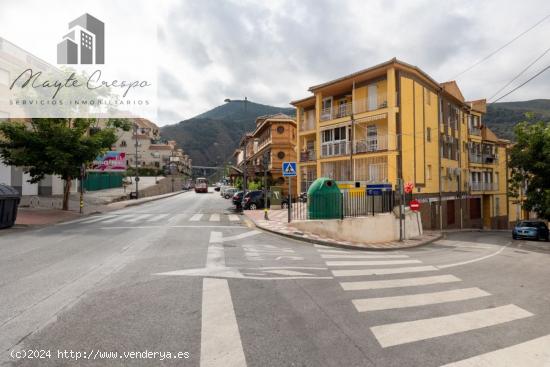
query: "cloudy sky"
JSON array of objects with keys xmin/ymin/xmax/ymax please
[
  {"xmin": 2, "ymin": 0, "xmax": 550, "ymax": 125},
  {"xmin": 158, "ymin": 0, "xmax": 550, "ymax": 125}
]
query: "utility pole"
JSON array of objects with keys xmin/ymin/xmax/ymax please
[
  {"xmin": 241, "ymin": 142, "xmax": 247, "ymax": 209},
  {"xmin": 263, "ymin": 152, "xmax": 269, "ymax": 220},
  {"xmin": 134, "ymin": 123, "xmax": 140, "ymax": 199}
]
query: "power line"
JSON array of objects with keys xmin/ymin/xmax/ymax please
[
  {"xmin": 451, "ymin": 13, "xmax": 550, "ymax": 79},
  {"xmin": 488, "ymin": 44, "xmax": 550, "ymax": 101},
  {"xmin": 491, "ymin": 63, "xmax": 550, "ymax": 103}
]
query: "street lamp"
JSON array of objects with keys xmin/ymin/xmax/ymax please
[
  {"xmin": 263, "ymin": 151, "xmax": 269, "ymax": 220},
  {"xmin": 133, "ymin": 123, "xmax": 140, "ymax": 199}
]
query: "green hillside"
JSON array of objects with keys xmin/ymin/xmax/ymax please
[
  {"xmin": 161, "ymin": 100, "xmax": 294, "ymax": 167},
  {"xmin": 485, "ymin": 99, "xmax": 550, "ymax": 140}
]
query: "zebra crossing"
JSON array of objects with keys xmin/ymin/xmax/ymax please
[
  {"xmin": 73, "ymin": 213, "xmax": 243, "ymax": 226},
  {"xmin": 314, "ymin": 244, "xmax": 548, "ymax": 365}
]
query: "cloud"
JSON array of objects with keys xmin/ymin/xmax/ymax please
[{"xmin": 157, "ymin": 0, "xmax": 550, "ymax": 125}]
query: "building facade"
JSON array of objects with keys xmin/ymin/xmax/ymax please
[
  {"xmin": 292, "ymin": 58, "xmax": 509, "ymax": 230},
  {"xmin": 233, "ymin": 114, "xmax": 297, "ymax": 195}
]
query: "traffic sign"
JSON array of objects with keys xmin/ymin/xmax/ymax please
[
  {"xmin": 404, "ymin": 182, "xmax": 414, "ymax": 194},
  {"xmin": 409, "ymin": 199, "xmax": 420, "ymax": 211},
  {"xmin": 282, "ymin": 162, "xmax": 297, "ymax": 177},
  {"xmin": 366, "ymin": 183, "xmax": 392, "ymax": 196}
]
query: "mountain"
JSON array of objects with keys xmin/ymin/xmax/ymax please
[
  {"xmin": 161, "ymin": 100, "xmax": 295, "ymax": 167},
  {"xmin": 485, "ymin": 99, "xmax": 550, "ymax": 140},
  {"xmin": 161, "ymin": 99, "xmax": 550, "ymax": 168}
]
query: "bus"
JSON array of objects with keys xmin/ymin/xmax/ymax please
[{"xmin": 195, "ymin": 177, "xmax": 208, "ymax": 193}]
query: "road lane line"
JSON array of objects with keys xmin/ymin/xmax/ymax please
[
  {"xmin": 321, "ymin": 254, "xmax": 409, "ymax": 259},
  {"xmin": 441, "ymin": 334, "xmax": 550, "ymax": 366},
  {"xmin": 190, "ymin": 214, "xmax": 203, "ymax": 221},
  {"xmin": 79, "ymin": 215, "xmax": 117, "ymax": 224},
  {"xmin": 210, "ymin": 214, "xmax": 221, "ymax": 222},
  {"xmin": 220, "ymin": 230, "xmax": 261, "ymax": 242},
  {"xmin": 333, "ymin": 266, "xmax": 438, "ymax": 277},
  {"xmin": 437, "ymin": 243, "xmax": 510, "ymax": 269},
  {"xmin": 326, "ymin": 259, "xmax": 421, "ymax": 266},
  {"xmin": 228, "ymin": 215, "xmax": 240, "ymax": 222},
  {"xmin": 200, "ymin": 278, "xmax": 247, "ymax": 367},
  {"xmin": 340, "ymin": 274, "xmax": 461, "ymax": 291},
  {"xmin": 125, "ymin": 214, "xmax": 153, "ymax": 223},
  {"xmin": 353, "ymin": 287, "xmax": 490, "ymax": 312},
  {"xmin": 146, "ymin": 213, "xmax": 169, "ymax": 222},
  {"xmin": 101, "ymin": 215, "xmax": 131, "ymax": 224},
  {"xmin": 371, "ymin": 304, "xmax": 533, "ymax": 348},
  {"xmin": 317, "ymin": 249, "xmax": 354, "ymax": 254}
]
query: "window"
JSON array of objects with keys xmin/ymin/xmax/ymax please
[
  {"xmin": 427, "ymin": 164, "xmax": 432, "ymax": 180},
  {"xmin": 276, "ymin": 126, "xmax": 285, "ymax": 134},
  {"xmin": 120, "ymin": 140, "xmax": 127, "ymax": 147},
  {"xmin": 426, "ymin": 127, "xmax": 431, "ymax": 142},
  {"xmin": 367, "ymin": 125, "xmax": 378, "ymax": 150},
  {"xmin": 277, "ymin": 151, "xmax": 285, "ymax": 159}
]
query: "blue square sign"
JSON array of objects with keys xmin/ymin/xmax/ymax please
[{"xmin": 282, "ymin": 162, "xmax": 297, "ymax": 177}]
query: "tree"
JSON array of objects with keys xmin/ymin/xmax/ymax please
[
  {"xmin": 509, "ymin": 120, "xmax": 550, "ymax": 220},
  {"xmin": 0, "ymin": 118, "xmax": 131, "ymax": 210}
]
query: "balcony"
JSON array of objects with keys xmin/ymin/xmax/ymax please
[
  {"xmin": 319, "ymin": 94, "xmax": 388, "ymax": 122},
  {"xmin": 482, "ymin": 154, "xmax": 498, "ymax": 165},
  {"xmin": 469, "ymin": 126, "xmax": 481, "ymax": 136},
  {"xmin": 300, "ymin": 149, "xmax": 316, "ymax": 162},
  {"xmin": 470, "ymin": 181, "xmax": 498, "ymax": 192},
  {"xmin": 469, "ymin": 153, "xmax": 482, "ymax": 164},
  {"xmin": 300, "ymin": 111, "xmax": 316, "ymax": 132},
  {"xmin": 354, "ymin": 135, "xmax": 388, "ymax": 154},
  {"xmin": 321, "ymin": 141, "xmax": 350, "ymax": 158}
]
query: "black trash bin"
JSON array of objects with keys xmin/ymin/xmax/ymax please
[{"xmin": 0, "ymin": 185, "xmax": 21, "ymax": 229}]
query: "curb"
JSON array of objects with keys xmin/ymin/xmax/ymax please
[
  {"xmin": 246, "ymin": 217, "xmax": 443, "ymax": 252},
  {"xmin": 114, "ymin": 190, "xmax": 187, "ymax": 209}
]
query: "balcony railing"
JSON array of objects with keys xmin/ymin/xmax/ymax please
[
  {"xmin": 321, "ymin": 141, "xmax": 350, "ymax": 158},
  {"xmin": 354, "ymin": 135, "xmax": 388, "ymax": 153},
  {"xmin": 319, "ymin": 95, "xmax": 388, "ymax": 122},
  {"xmin": 469, "ymin": 126, "xmax": 481, "ymax": 136},
  {"xmin": 482, "ymin": 154, "xmax": 498, "ymax": 164},
  {"xmin": 300, "ymin": 111, "xmax": 316, "ymax": 131},
  {"xmin": 469, "ymin": 153, "xmax": 483, "ymax": 164},
  {"xmin": 470, "ymin": 182, "xmax": 498, "ymax": 191},
  {"xmin": 300, "ymin": 149, "xmax": 316, "ymax": 162}
]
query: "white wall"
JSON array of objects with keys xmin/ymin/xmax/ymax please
[
  {"xmin": 21, "ymin": 172, "xmax": 38, "ymax": 195},
  {"xmin": 291, "ymin": 210, "xmax": 422, "ymax": 244},
  {"xmin": 0, "ymin": 162, "xmax": 11, "ymax": 185}
]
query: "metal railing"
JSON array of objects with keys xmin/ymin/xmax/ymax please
[
  {"xmin": 469, "ymin": 153, "xmax": 482, "ymax": 164},
  {"xmin": 482, "ymin": 154, "xmax": 498, "ymax": 164},
  {"xmin": 320, "ymin": 141, "xmax": 350, "ymax": 157},
  {"xmin": 470, "ymin": 181, "xmax": 498, "ymax": 191},
  {"xmin": 354, "ymin": 135, "xmax": 388, "ymax": 153},
  {"xmin": 291, "ymin": 190, "xmax": 396, "ymax": 221},
  {"xmin": 469, "ymin": 126, "xmax": 481, "ymax": 136},
  {"xmin": 319, "ymin": 95, "xmax": 388, "ymax": 122},
  {"xmin": 299, "ymin": 149, "xmax": 316, "ymax": 162}
]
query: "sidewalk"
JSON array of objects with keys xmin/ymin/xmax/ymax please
[
  {"xmin": 14, "ymin": 190, "xmax": 187, "ymax": 227},
  {"xmin": 243, "ymin": 209, "xmax": 442, "ymax": 250}
]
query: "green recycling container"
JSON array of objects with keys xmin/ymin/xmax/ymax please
[{"xmin": 307, "ymin": 178, "xmax": 343, "ymax": 219}]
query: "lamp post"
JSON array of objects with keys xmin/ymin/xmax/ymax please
[
  {"xmin": 133, "ymin": 123, "xmax": 139, "ymax": 199},
  {"xmin": 263, "ymin": 152, "xmax": 269, "ymax": 220}
]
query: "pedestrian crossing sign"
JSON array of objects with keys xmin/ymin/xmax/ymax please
[{"xmin": 282, "ymin": 162, "xmax": 297, "ymax": 177}]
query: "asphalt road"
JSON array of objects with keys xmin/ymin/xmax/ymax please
[{"xmin": 1, "ymin": 190, "xmax": 549, "ymax": 366}]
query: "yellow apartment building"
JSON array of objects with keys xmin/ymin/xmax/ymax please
[{"xmin": 291, "ymin": 58, "xmax": 509, "ymax": 230}]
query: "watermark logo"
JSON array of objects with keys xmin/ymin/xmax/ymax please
[{"xmin": 57, "ymin": 13, "xmax": 104, "ymax": 64}]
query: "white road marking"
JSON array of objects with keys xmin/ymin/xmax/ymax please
[
  {"xmin": 79, "ymin": 215, "xmax": 116, "ymax": 224},
  {"xmin": 101, "ymin": 215, "xmax": 131, "ymax": 223},
  {"xmin": 333, "ymin": 266, "xmax": 439, "ymax": 277},
  {"xmin": 314, "ymin": 244, "xmax": 332, "ymax": 248},
  {"xmin": 200, "ymin": 278, "xmax": 247, "ymax": 367},
  {"xmin": 210, "ymin": 214, "xmax": 220, "ymax": 222},
  {"xmin": 257, "ymin": 267, "xmax": 328, "ymax": 270},
  {"xmin": 190, "ymin": 214, "xmax": 203, "ymax": 221},
  {"xmin": 100, "ymin": 225, "xmax": 239, "ymax": 229},
  {"xmin": 220, "ymin": 230, "xmax": 261, "ymax": 242},
  {"xmin": 207, "ymin": 232, "xmax": 225, "ymax": 267},
  {"xmin": 340, "ymin": 274, "xmax": 461, "ymax": 291},
  {"xmin": 326, "ymin": 259, "xmax": 422, "ymax": 267},
  {"xmin": 321, "ymin": 254, "xmax": 409, "ymax": 259},
  {"xmin": 317, "ymin": 249, "xmax": 354, "ymax": 254},
  {"xmin": 228, "ymin": 215, "xmax": 240, "ymax": 222},
  {"xmin": 263, "ymin": 269, "xmax": 315, "ymax": 276},
  {"xmin": 437, "ymin": 243, "xmax": 509, "ymax": 269},
  {"xmin": 125, "ymin": 214, "xmax": 153, "ymax": 223},
  {"xmin": 146, "ymin": 213, "xmax": 170, "ymax": 222},
  {"xmin": 371, "ymin": 304, "xmax": 533, "ymax": 348},
  {"xmin": 353, "ymin": 287, "xmax": 490, "ymax": 312},
  {"xmin": 440, "ymin": 334, "xmax": 550, "ymax": 366}
]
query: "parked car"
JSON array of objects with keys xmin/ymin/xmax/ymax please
[
  {"xmin": 223, "ymin": 188, "xmax": 238, "ymax": 199},
  {"xmin": 243, "ymin": 190, "xmax": 269, "ymax": 210},
  {"xmin": 232, "ymin": 191, "xmax": 245, "ymax": 208},
  {"xmin": 512, "ymin": 220, "xmax": 549, "ymax": 241},
  {"xmin": 214, "ymin": 186, "xmax": 221, "ymax": 192},
  {"xmin": 220, "ymin": 186, "xmax": 236, "ymax": 197}
]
